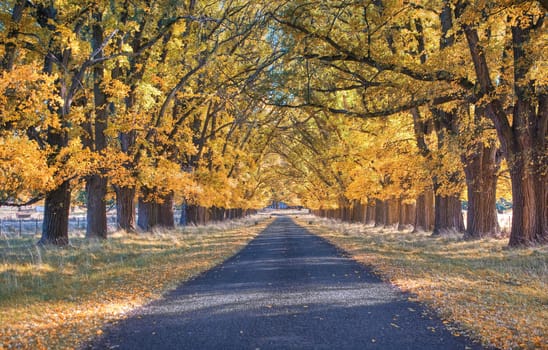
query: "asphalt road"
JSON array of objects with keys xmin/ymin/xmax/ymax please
[{"xmin": 87, "ymin": 216, "xmax": 485, "ymax": 349}]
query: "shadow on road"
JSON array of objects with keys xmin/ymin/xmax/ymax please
[{"xmin": 87, "ymin": 217, "xmax": 486, "ymax": 350}]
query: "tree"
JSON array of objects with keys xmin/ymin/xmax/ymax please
[
  {"xmin": 1, "ymin": 1, "xmax": 103, "ymax": 244},
  {"xmin": 269, "ymin": 0, "xmax": 546, "ymax": 246},
  {"xmin": 457, "ymin": 1, "xmax": 547, "ymax": 245}
]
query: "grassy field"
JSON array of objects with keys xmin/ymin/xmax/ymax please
[
  {"xmin": 300, "ymin": 216, "xmax": 547, "ymax": 350},
  {"xmin": 0, "ymin": 217, "xmax": 271, "ymax": 349}
]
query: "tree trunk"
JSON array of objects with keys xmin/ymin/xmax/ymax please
[
  {"xmin": 1, "ymin": 0, "xmax": 27, "ymax": 71},
  {"xmin": 397, "ymin": 199, "xmax": 407, "ymax": 231},
  {"xmin": 399, "ymin": 202, "xmax": 416, "ymax": 230},
  {"xmin": 86, "ymin": 175, "xmax": 108, "ymax": 239},
  {"xmin": 366, "ymin": 202, "xmax": 375, "ymax": 224},
  {"xmin": 352, "ymin": 201, "xmax": 364, "ymax": 223},
  {"xmin": 343, "ymin": 205, "xmax": 349, "ymax": 222},
  {"xmin": 158, "ymin": 192, "xmax": 174, "ymax": 228},
  {"xmin": 185, "ymin": 204, "xmax": 199, "ymax": 226},
  {"xmin": 374, "ymin": 199, "xmax": 385, "ymax": 227},
  {"xmin": 508, "ymin": 23, "xmax": 547, "ymax": 245},
  {"xmin": 414, "ymin": 190, "xmax": 434, "ymax": 232},
  {"xmin": 179, "ymin": 202, "xmax": 187, "ymax": 225},
  {"xmin": 209, "ymin": 207, "xmax": 217, "ymax": 221},
  {"xmin": 199, "ymin": 206, "xmax": 207, "ymax": 225},
  {"xmin": 39, "ymin": 180, "xmax": 71, "ymax": 246},
  {"xmin": 405, "ymin": 203, "xmax": 416, "ymax": 225},
  {"xmin": 383, "ymin": 201, "xmax": 389, "ymax": 226},
  {"xmin": 462, "ymin": 12, "xmax": 547, "ymax": 246},
  {"xmin": 84, "ymin": 10, "xmax": 109, "ymax": 239},
  {"xmin": 137, "ymin": 190, "xmax": 159, "ymax": 231},
  {"xmin": 506, "ymin": 142, "xmax": 548, "ymax": 246},
  {"xmin": 116, "ymin": 186, "xmax": 136, "ymax": 232},
  {"xmin": 433, "ymin": 193, "xmax": 465, "ymax": 235},
  {"xmin": 213, "ymin": 207, "xmax": 225, "ymax": 221},
  {"xmin": 385, "ymin": 198, "xmax": 399, "ymax": 227},
  {"xmin": 463, "ymin": 144, "xmax": 500, "ymax": 239}
]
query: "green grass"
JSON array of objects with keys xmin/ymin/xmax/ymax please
[
  {"xmin": 0, "ymin": 217, "xmax": 270, "ymax": 349},
  {"xmin": 300, "ymin": 216, "xmax": 547, "ymax": 350}
]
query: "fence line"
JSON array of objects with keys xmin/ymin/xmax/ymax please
[
  {"xmin": 0, "ymin": 215, "xmax": 119, "ymax": 237},
  {"xmin": 0, "ymin": 211, "xmax": 187, "ymax": 237},
  {"xmin": 0, "ymin": 208, "xmax": 259, "ymax": 238}
]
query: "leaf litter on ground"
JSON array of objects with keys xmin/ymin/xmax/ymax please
[
  {"xmin": 0, "ymin": 216, "xmax": 271, "ymax": 350},
  {"xmin": 300, "ymin": 216, "xmax": 547, "ymax": 350}
]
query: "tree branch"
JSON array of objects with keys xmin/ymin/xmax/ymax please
[
  {"xmin": 272, "ymin": 15, "xmax": 475, "ymax": 90},
  {"xmin": 266, "ymin": 92, "xmax": 467, "ymax": 118}
]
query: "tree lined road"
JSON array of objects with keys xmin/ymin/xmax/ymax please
[{"xmin": 88, "ymin": 217, "xmax": 484, "ymax": 349}]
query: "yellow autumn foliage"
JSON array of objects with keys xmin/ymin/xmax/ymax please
[{"xmin": 0, "ymin": 136, "xmax": 54, "ymax": 203}]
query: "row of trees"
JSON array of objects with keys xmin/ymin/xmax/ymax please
[
  {"xmin": 0, "ymin": 0, "xmax": 286, "ymax": 244},
  {"xmin": 1, "ymin": 1, "xmax": 546, "ymax": 247},
  {"xmin": 263, "ymin": 0, "xmax": 546, "ymax": 246}
]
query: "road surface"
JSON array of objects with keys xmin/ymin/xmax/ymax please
[{"xmin": 87, "ymin": 217, "xmax": 485, "ymax": 349}]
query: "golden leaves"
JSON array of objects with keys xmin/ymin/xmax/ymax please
[
  {"xmin": 138, "ymin": 157, "xmax": 198, "ymax": 201},
  {"xmin": 0, "ymin": 136, "xmax": 54, "ymax": 202},
  {"xmin": 134, "ymin": 82, "xmax": 163, "ymax": 112},
  {"xmin": 0, "ymin": 64, "xmax": 60, "ymax": 131}
]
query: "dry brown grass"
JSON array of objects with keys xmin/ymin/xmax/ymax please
[
  {"xmin": 299, "ymin": 216, "xmax": 547, "ymax": 350},
  {"xmin": 0, "ymin": 216, "xmax": 271, "ymax": 349}
]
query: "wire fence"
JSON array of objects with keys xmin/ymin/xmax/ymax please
[
  {"xmin": 0, "ymin": 215, "xmax": 119, "ymax": 237},
  {"xmin": 0, "ymin": 210, "xmax": 188, "ymax": 238}
]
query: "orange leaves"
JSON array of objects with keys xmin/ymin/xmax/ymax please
[{"xmin": 102, "ymin": 78, "xmax": 131, "ymax": 105}]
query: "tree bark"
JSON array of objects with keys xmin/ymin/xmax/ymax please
[
  {"xmin": 86, "ymin": 175, "xmax": 108, "ymax": 238},
  {"xmin": 213, "ymin": 207, "xmax": 226, "ymax": 221},
  {"xmin": 462, "ymin": 14, "xmax": 547, "ymax": 246},
  {"xmin": 404, "ymin": 203, "xmax": 416, "ymax": 226},
  {"xmin": 199, "ymin": 206, "xmax": 207, "ymax": 225},
  {"xmin": 137, "ymin": 189, "xmax": 159, "ymax": 231},
  {"xmin": 365, "ymin": 202, "xmax": 375, "ymax": 224},
  {"xmin": 179, "ymin": 202, "xmax": 188, "ymax": 225},
  {"xmin": 116, "ymin": 186, "xmax": 136, "ymax": 231},
  {"xmin": 374, "ymin": 199, "xmax": 385, "ymax": 227},
  {"xmin": 410, "ymin": 107, "xmax": 435, "ymax": 233},
  {"xmin": 385, "ymin": 198, "xmax": 399, "ymax": 226},
  {"xmin": 185, "ymin": 205, "xmax": 200, "ymax": 225},
  {"xmin": 431, "ymin": 106, "xmax": 465, "ymax": 235},
  {"xmin": 398, "ymin": 199, "xmax": 415, "ymax": 231},
  {"xmin": 39, "ymin": 180, "xmax": 71, "ymax": 246},
  {"xmin": 1, "ymin": 0, "xmax": 27, "ymax": 71},
  {"xmin": 433, "ymin": 193, "xmax": 465, "ymax": 235},
  {"xmin": 158, "ymin": 192, "xmax": 175, "ymax": 228},
  {"xmin": 507, "ymin": 23, "xmax": 547, "ymax": 245},
  {"xmin": 352, "ymin": 201, "xmax": 364, "ymax": 223},
  {"xmin": 86, "ymin": 14, "xmax": 109, "ymax": 239},
  {"xmin": 463, "ymin": 144, "xmax": 500, "ymax": 239},
  {"xmin": 414, "ymin": 190, "xmax": 434, "ymax": 232},
  {"xmin": 342, "ymin": 205, "xmax": 350, "ymax": 222}
]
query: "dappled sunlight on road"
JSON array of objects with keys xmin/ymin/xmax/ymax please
[{"xmin": 88, "ymin": 217, "xmax": 484, "ymax": 350}]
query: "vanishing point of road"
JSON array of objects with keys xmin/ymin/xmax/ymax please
[{"xmin": 88, "ymin": 216, "xmax": 485, "ymax": 349}]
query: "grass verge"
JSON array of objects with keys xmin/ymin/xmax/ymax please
[
  {"xmin": 0, "ymin": 216, "xmax": 271, "ymax": 349},
  {"xmin": 299, "ymin": 216, "xmax": 547, "ymax": 350}
]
